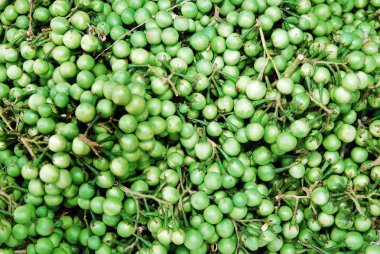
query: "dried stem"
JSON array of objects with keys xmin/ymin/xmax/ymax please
[
  {"xmin": 346, "ymin": 188, "xmax": 365, "ymax": 217},
  {"xmin": 27, "ymin": 0, "xmax": 36, "ymax": 40},
  {"xmin": 20, "ymin": 137, "xmax": 36, "ymax": 159},
  {"xmin": 308, "ymin": 94, "xmax": 334, "ymax": 115},
  {"xmin": 0, "ymin": 191, "xmax": 18, "ymax": 211},
  {"xmin": 368, "ymin": 80, "xmax": 380, "ymax": 90},
  {"xmin": 360, "ymin": 156, "xmax": 380, "ymax": 172},
  {"xmin": 208, "ymin": 5, "xmax": 222, "ymax": 26},
  {"xmin": 276, "ymin": 194, "xmax": 310, "ymax": 200},
  {"xmin": 78, "ymin": 134, "xmax": 103, "ymax": 157},
  {"xmin": 15, "ymin": 250, "xmax": 27, "ymax": 254},
  {"xmin": 118, "ymin": 184, "xmax": 171, "ymax": 205},
  {"xmin": 97, "ymin": 123, "xmax": 113, "ymax": 134},
  {"xmin": 256, "ymin": 20, "xmax": 281, "ymax": 78},
  {"xmin": 233, "ymin": 220, "xmax": 240, "ymax": 254},
  {"xmin": 0, "ymin": 111, "xmax": 14, "ymax": 131},
  {"xmin": 258, "ymin": 58, "xmax": 270, "ymax": 80},
  {"xmin": 150, "ymin": 67, "xmax": 179, "ymax": 96}
]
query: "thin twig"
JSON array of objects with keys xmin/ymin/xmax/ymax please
[
  {"xmin": 118, "ymin": 184, "xmax": 171, "ymax": 205},
  {"xmin": 27, "ymin": 0, "xmax": 36, "ymax": 40},
  {"xmin": 20, "ymin": 137, "xmax": 36, "ymax": 159},
  {"xmin": 78, "ymin": 134, "xmax": 103, "ymax": 157},
  {"xmin": 256, "ymin": 20, "xmax": 281, "ymax": 78},
  {"xmin": 0, "ymin": 191, "xmax": 18, "ymax": 210},
  {"xmin": 97, "ymin": 123, "xmax": 113, "ymax": 134},
  {"xmin": 208, "ymin": 5, "xmax": 222, "ymax": 26},
  {"xmin": 95, "ymin": 23, "xmax": 145, "ymax": 59},
  {"xmin": 131, "ymin": 196, "xmax": 140, "ymax": 234},
  {"xmin": 258, "ymin": 58, "xmax": 270, "ymax": 80},
  {"xmin": 150, "ymin": 66, "xmax": 179, "ymax": 96},
  {"xmin": 305, "ymin": 58, "xmax": 348, "ymax": 69},
  {"xmin": 122, "ymin": 237, "xmax": 139, "ymax": 253},
  {"xmin": 360, "ymin": 155, "xmax": 380, "ymax": 172},
  {"xmin": 233, "ymin": 220, "xmax": 240, "ymax": 254},
  {"xmin": 14, "ymin": 250, "xmax": 27, "ymax": 254},
  {"xmin": 276, "ymin": 194, "xmax": 310, "ymax": 200},
  {"xmin": 0, "ymin": 111, "xmax": 14, "ymax": 131},
  {"xmin": 368, "ymin": 80, "xmax": 380, "ymax": 90},
  {"xmin": 346, "ymin": 188, "xmax": 365, "ymax": 217},
  {"xmin": 298, "ymin": 241, "xmax": 329, "ymax": 254},
  {"xmin": 283, "ymin": 55, "xmax": 305, "ymax": 77},
  {"xmin": 308, "ymin": 94, "xmax": 334, "ymax": 115}
]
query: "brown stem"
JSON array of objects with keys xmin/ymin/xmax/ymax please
[
  {"xmin": 273, "ymin": 94, "xmax": 286, "ymax": 121},
  {"xmin": 20, "ymin": 137, "xmax": 36, "ymax": 159},
  {"xmin": 95, "ymin": 22, "xmax": 145, "ymax": 59},
  {"xmin": 258, "ymin": 58, "xmax": 270, "ymax": 80},
  {"xmin": 346, "ymin": 187, "xmax": 365, "ymax": 217},
  {"xmin": 166, "ymin": 72, "xmax": 179, "ymax": 97},
  {"xmin": 308, "ymin": 94, "xmax": 334, "ymax": 115},
  {"xmin": 122, "ymin": 238, "xmax": 139, "ymax": 253},
  {"xmin": 150, "ymin": 67, "xmax": 179, "ymax": 97},
  {"xmin": 368, "ymin": 80, "xmax": 380, "ymax": 90},
  {"xmin": 233, "ymin": 220, "xmax": 240, "ymax": 254},
  {"xmin": 15, "ymin": 250, "xmax": 27, "ymax": 254},
  {"xmin": 206, "ymin": 137, "xmax": 218, "ymax": 162},
  {"xmin": 27, "ymin": 0, "xmax": 36, "ymax": 40},
  {"xmin": 0, "ymin": 111, "xmax": 14, "ymax": 131},
  {"xmin": 304, "ymin": 58, "xmax": 348, "ymax": 71},
  {"xmin": 129, "ymin": 195, "xmax": 141, "ymax": 235},
  {"xmin": 276, "ymin": 194, "xmax": 310, "ymax": 200},
  {"xmin": 294, "ymin": 199, "xmax": 300, "ymax": 219},
  {"xmin": 0, "ymin": 191, "xmax": 18, "ymax": 210},
  {"xmin": 208, "ymin": 5, "xmax": 222, "ymax": 27},
  {"xmin": 78, "ymin": 134, "xmax": 103, "ymax": 157},
  {"xmin": 360, "ymin": 156, "xmax": 380, "ymax": 172},
  {"xmin": 256, "ymin": 20, "xmax": 281, "ymax": 78},
  {"xmin": 83, "ymin": 210, "xmax": 88, "ymax": 228},
  {"xmin": 97, "ymin": 123, "xmax": 113, "ymax": 134},
  {"xmin": 118, "ymin": 184, "xmax": 171, "ymax": 205}
]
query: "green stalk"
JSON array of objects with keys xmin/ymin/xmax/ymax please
[
  {"xmin": 122, "ymin": 175, "xmax": 146, "ymax": 183},
  {"xmin": 221, "ymin": 115, "xmax": 238, "ymax": 132},
  {"xmin": 252, "ymin": 98, "xmax": 273, "ymax": 107},
  {"xmin": 283, "ymin": 55, "xmax": 304, "ymax": 78},
  {"xmin": 215, "ymin": 154, "xmax": 227, "ymax": 174},
  {"xmin": 9, "ymin": 32, "xmax": 27, "ymax": 46},
  {"xmin": 102, "ymin": 149, "xmax": 116, "ymax": 160},
  {"xmin": 97, "ymin": 135, "xmax": 118, "ymax": 143},
  {"xmin": 0, "ymin": 209, "xmax": 13, "ymax": 216},
  {"xmin": 175, "ymin": 73, "xmax": 196, "ymax": 83},
  {"xmin": 368, "ymin": 179, "xmax": 380, "ymax": 193},
  {"xmin": 143, "ymin": 199, "xmax": 150, "ymax": 213},
  {"xmin": 163, "ymin": 208, "xmax": 169, "ymax": 229},
  {"xmin": 142, "ymin": 211, "xmax": 159, "ymax": 217},
  {"xmin": 120, "ymin": 211, "xmax": 139, "ymax": 223},
  {"xmin": 219, "ymin": 71, "xmax": 238, "ymax": 82},
  {"xmin": 33, "ymin": 147, "xmax": 49, "ymax": 166},
  {"xmin": 202, "ymin": 126, "xmax": 207, "ymax": 142},
  {"xmin": 189, "ymin": 117, "xmax": 209, "ymax": 126},
  {"xmin": 79, "ymin": 158, "xmax": 99, "ymax": 176},
  {"xmin": 305, "ymin": 76, "xmax": 312, "ymax": 92},
  {"xmin": 215, "ymin": 145, "xmax": 231, "ymax": 162}
]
